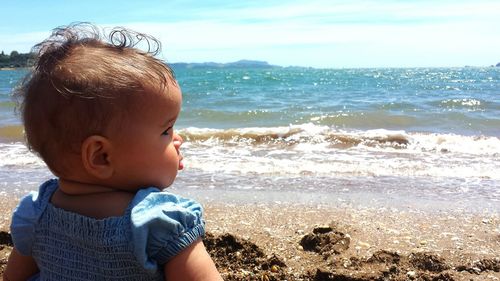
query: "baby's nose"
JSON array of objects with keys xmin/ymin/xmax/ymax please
[
  {"xmin": 173, "ymin": 133, "xmax": 183, "ymax": 148},
  {"xmin": 173, "ymin": 140, "xmax": 182, "ymax": 149}
]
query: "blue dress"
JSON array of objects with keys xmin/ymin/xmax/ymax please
[{"xmin": 10, "ymin": 179, "xmax": 205, "ymax": 280}]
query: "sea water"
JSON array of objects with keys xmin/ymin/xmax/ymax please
[{"xmin": 1, "ymin": 67, "xmax": 499, "ymax": 212}]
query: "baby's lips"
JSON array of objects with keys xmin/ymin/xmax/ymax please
[
  {"xmin": 173, "ymin": 139, "xmax": 183, "ymax": 170},
  {"xmin": 178, "ymin": 153, "xmax": 184, "ymax": 170}
]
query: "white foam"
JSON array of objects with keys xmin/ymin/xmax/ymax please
[
  {"xmin": 0, "ymin": 143, "xmax": 44, "ymax": 167},
  {"xmin": 408, "ymin": 133, "xmax": 500, "ymax": 156},
  {"xmin": 181, "ymin": 139, "xmax": 499, "ymax": 179},
  {"xmin": 2, "ymin": 126, "xmax": 499, "ymax": 180},
  {"xmin": 179, "ymin": 126, "xmax": 500, "ymax": 180}
]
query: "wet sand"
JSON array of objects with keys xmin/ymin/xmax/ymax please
[{"xmin": 1, "ymin": 200, "xmax": 499, "ymax": 280}]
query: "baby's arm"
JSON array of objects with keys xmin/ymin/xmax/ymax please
[
  {"xmin": 164, "ymin": 239, "xmax": 222, "ymax": 281},
  {"xmin": 3, "ymin": 248, "xmax": 39, "ymax": 281}
]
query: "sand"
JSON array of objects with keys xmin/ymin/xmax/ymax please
[
  {"xmin": 202, "ymin": 203, "xmax": 499, "ymax": 280},
  {"xmin": 1, "ymin": 200, "xmax": 499, "ymax": 280}
]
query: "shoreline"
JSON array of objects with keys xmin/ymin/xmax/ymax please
[
  {"xmin": 1, "ymin": 199, "xmax": 499, "ymax": 280},
  {"xmin": 0, "ymin": 67, "xmax": 29, "ymax": 71}
]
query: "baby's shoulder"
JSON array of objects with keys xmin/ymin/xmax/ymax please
[
  {"xmin": 10, "ymin": 179, "xmax": 59, "ymax": 255},
  {"xmin": 14, "ymin": 179, "xmax": 58, "ymax": 218},
  {"xmin": 129, "ymin": 188, "xmax": 206, "ymax": 266},
  {"xmin": 130, "ymin": 187, "xmax": 204, "ymax": 222}
]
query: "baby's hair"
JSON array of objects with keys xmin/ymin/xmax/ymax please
[{"xmin": 13, "ymin": 22, "xmax": 176, "ymax": 175}]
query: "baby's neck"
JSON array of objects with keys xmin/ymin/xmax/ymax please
[
  {"xmin": 51, "ymin": 178, "xmax": 135, "ymax": 219},
  {"xmin": 58, "ymin": 178, "xmax": 122, "ymax": 195}
]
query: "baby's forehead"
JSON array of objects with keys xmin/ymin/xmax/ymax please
[
  {"xmin": 147, "ymin": 81, "xmax": 182, "ymax": 106},
  {"xmin": 120, "ymin": 88, "xmax": 181, "ymax": 127},
  {"xmin": 129, "ymin": 80, "xmax": 181, "ymax": 109}
]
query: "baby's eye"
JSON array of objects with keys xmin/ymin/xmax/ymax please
[{"xmin": 162, "ymin": 127, "xmax": 173, "ymax": 136}]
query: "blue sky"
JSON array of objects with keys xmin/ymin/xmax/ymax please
[{"xmin": 1, "ymin": 0, "xmax": 499, "ymax": 68}]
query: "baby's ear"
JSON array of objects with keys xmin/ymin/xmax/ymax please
[{"xmin": 81, "ymin": 135, "xmax": 114, "ymax": 179}]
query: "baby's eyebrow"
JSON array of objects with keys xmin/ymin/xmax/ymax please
[{"xmin": 161, "ymin": 116, "xmax": 177, "ymax": 127}]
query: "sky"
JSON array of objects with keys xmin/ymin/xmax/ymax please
[{"xmin": 1, "ymin": 0, "xmax": 499, "ymax": 68}]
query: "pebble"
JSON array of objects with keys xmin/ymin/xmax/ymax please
[
  {"xmin": 407, "ymin": 271, "xmax": 416, "ymax": 278},
  {"xmin": 358, "ymin": 241, "xmax": 370, "ymax": 248},
  {"xmin": 313, "ymin": 225, "xmax": 333, "ymax": 234},
  {"xmin": 240, "ymin": 269, "xmax": 252, "ymax": 277},
  {"xmin": 263, "ymin": 227, "xmax": 272, "ymax": 235},
  {"xmin": 472, "ymin": 267, "xmax": 481, "ymax": 273},
  {"xmin": 342, "ymin": 258, "xmax": 351, "ymax": 268}
]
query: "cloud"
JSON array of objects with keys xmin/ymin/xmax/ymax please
[
  {"xmin": 113, "ymin": 12, "xmax": 499, "ymax": 67},
  {"xmin": 0, "ymin": 31, "xmax": 49, "ymax": 53},
  {"xmin": 179, "ymin": 0, "xmax": 500, "ymax": 25},
  {"xmin": 1, "ymin": 0, "xmax": 499, "ymax": 67}
]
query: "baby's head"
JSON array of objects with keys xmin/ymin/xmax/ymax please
[{"xmin": 15, "ymin": 23, "xmax": 183, "ymax": 189}]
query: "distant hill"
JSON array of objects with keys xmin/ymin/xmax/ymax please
[
  {"xmin": 170, "ymin": 60, "xmax": 278, "ymax": 69},
  {"xmin": 0, "ymin": 51, "xmax": 34, "ymax": 68},
  {"xmin": 0, "ymin": 51, "xmax": 277, "ymax": 69}
]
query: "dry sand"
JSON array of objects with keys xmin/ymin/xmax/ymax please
[
  {"xmin": 1, "ymin": 200, "xmax": 499, "ymax": 280},
  {"xmin": 203, "ymin": 203, "xmax": 499, "ymax": 280}
]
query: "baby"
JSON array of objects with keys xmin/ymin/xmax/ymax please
[{"xmin": 4, "ymin": 23, "xmax": 222, "ymax": 280}]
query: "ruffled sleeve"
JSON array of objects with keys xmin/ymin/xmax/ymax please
[
  {"xmin": 130, "ymin": 188, "xmax": 205, "ymax": 272},
  {"xmin": 10, "ymin": 179, "xmax": 58, "ymax": 256}
]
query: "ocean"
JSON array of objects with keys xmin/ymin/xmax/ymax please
[{"xmin": 1, "ymin": 66, "xmax": 499, "ymax": 213}]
